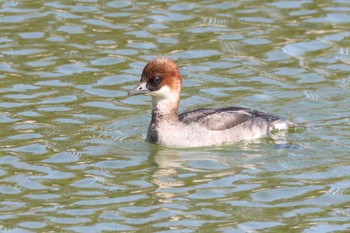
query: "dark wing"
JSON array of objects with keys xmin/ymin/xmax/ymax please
[{"xmin": 179, "ymin": 107, "xmax": 282, "ymax": 131}]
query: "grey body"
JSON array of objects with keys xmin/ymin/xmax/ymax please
[{"xmin": 146, "ymin": 106, "xmax": 290, "ymax": 147}]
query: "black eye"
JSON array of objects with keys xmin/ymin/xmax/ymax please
[{"xmin": 153, "ymin": 76, "xmax": 161, "ymax": 84}]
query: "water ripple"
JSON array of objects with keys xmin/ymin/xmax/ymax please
[{"xmin": 0, "ymin": 0, "xmax": 350, "ymax": 232}]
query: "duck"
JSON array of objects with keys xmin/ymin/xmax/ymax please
[{"xmin": 128, "ymin": 57, "xmax": 297, "ymax": 148}]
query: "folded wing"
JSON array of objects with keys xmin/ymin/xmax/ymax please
[{"xmin": 179, "ymin": 107, "xmax": 282, "ymax": 131}]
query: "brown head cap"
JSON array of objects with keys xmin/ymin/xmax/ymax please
[{"xmin": 141, "ymin": 57, "xmax": 182, "ymax": 93}]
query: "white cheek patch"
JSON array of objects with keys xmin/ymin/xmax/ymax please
[
  {"xmin": 151, "ymin": 85, "xmax": 179, "ymax": 114},
  {"xmin": 151, "ymin": 85, "xmax": 174, "ymax": 98}
]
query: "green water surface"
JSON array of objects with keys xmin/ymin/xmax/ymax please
[{"xmin": 0, "ymin": 0, "xmax": 350, "ymax": 232}]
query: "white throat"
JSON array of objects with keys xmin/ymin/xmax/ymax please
[{"xmin": 151, "ymin": 85, "xmax": 179, "ymax": 116}]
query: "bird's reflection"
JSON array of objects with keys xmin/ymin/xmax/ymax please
[
  {"xmin": 148, "ymin": 144, "xmax": 253, "ymax": 200},
  {"xmin": 146, "ymin": 135, "xmax": 301, "ymax": 201}
]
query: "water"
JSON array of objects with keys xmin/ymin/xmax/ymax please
[{"xmin": 0, "ymin": 0, "xmax": 350, "ymax": 232}]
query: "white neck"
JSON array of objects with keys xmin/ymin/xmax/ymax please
[{"xmin": 151, "ymin": 86, "xmax": 180, "ymax": 118}]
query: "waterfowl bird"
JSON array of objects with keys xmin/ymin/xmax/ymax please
[{"xmin": 129, "ymin": 57, "xmax": 296, "ymax": 148}]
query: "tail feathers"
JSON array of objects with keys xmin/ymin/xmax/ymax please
[{"xmin": 270, "ymin": 120, "xmax": 306, "ymax": 131}]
